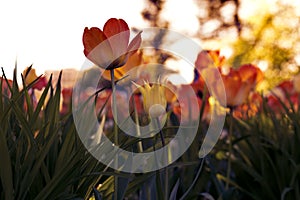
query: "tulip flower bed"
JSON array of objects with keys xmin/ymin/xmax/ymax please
[{"xmin": 1, "ymin": 18, "xmax": 300, "ymax": 200}]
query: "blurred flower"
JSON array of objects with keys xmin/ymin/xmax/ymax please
[
  {"xmin": 136, "ymin": 82, "xmax": 167, "ymax": 118},
  {"xmin": 195, "ymin": 50, "xmax": 225, "ymax": 70},
  {"xmin": 233, "ymin": 92, "xmax": 263, "ymax": 119},
  {"xmin": 23, "ymin": 67, "xmax": 47, "ymax": 90},
  {"xmin": 238, "ymin": 64, "xmax": 264, "ymax": 86},
  {"xmin": 102, "ymin": 50, "xmax": 143, "ymax": 81},
  {"xmin": 1, "ymin": 77, "xmax": 13, "ymax": 97},
  {"xmin": 191, "ymin": 69, "xmax": 206, "ymax": 97},
  {"xmin": 267, "ymin": 80, "xmax": 298, "ymax": 112},
  {"xmin": 193, "ymin": 50, "xmax": 226, "ymax": 101},
  {"xmin": 61, "ymin": 88, "xmax": 73, "ymax": 114},
  {"xmin": 207, "ymin": 50, "xmax": 225, "ymax": 67},
  {"xmin": 172, "ymin": 84, "xmax": 208, "ymax": 122},
  {"xmin": 95, "ymin": 90, "xmax": 113, "ymax": 118},
  {"xmin": 83, "ymin": 18, "xmax": 142, "ymax": 70},
  {"xmin": 214, "ymin": 64, "xmax": 263, "ymax": 107},
  {"xmin": 293, "ymin": 73, "xmax": 300, "ymax": 93},
  {"xmin": 129, "ymin": 93, "xmax": 144, "ymax": 115}
]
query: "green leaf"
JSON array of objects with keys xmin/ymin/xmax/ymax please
[{"xmin": 0, "ymin": 128, "xmax": 13, "ymax": 200}]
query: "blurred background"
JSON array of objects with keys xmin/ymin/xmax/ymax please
[{"xmin": 1, "ymin": 0, "xmax": 300, "ymax": 89}]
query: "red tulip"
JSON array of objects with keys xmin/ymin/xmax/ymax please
[
  {"xmin": 1, "ymin": 77, "xmax": 13, "ymax": 97},
  {"xmin": 61, "ymin": 88, "xmax": 73, "ymax": 114},
  {"xmin": 83, "ymin": 18, "xmax": 142, "ymax": 70},
  {"xmin": 267, "ymin": 80, "xmax": 299, "ymax": 112}
]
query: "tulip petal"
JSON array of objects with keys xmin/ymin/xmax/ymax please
[
  {"xmin": 83, "ymin": 27, "xmax": 114, "ymax": 68},
  {"xmin": 222, "ymin": 70, "xmax": 242, "ymax": 106},
  {"xmin": 103, "ymin": 18, "xmax": 129, "ymax": 38},
  {"xmin": 239, "ymin": 64, "xmax": 263, "ymax": 84},
  {"xmin": 127, "ymin": 31, "xmax": 142, "ymax": 56},
  {"xmin": 83, "ymin": 27, "xmax": 108, "ymax": 56},
  {"xmin": 104, "ymin": 18, "xmax": 130, "ymax": 59},
  {"xmin": 195, "ymin": 51, "xmax": 215, "ymax": 70}
]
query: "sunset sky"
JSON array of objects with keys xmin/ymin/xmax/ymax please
[
  {"xmin": 0, "ymin": 0, "xmax": 200, "ymax": 80},
  {"xmin": 1, "ymin": 0, "xmax": 299, "ymax": 80}
]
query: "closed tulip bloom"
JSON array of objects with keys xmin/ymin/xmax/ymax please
[
  {"xmin": 238, "ymin": 64, "xmax": 263, "ymax": 86},
  {"xmin": 223, "ymin": 70, "xmax": 253, "ymax": 106},
  {"xmin": 137, "ymin": 83, "xmax": 167, "ymax": 118},
  {"xmin": 83, "ymin": 18, "xmax": 142, "ymax": 70},
  {"xmin": 23, "ymin": 67, "xmax": 47, "ymax": 90},
  {"xmin": 214, "ymin": 64, "xmax": 263, "ymax": 107}
]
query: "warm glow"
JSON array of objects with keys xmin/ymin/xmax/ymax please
[
  {"xmin": 1, "ymin": 0, "xmax": 300, "ymax": 83},
  {"xmin": 0, "ymin": 0, "xmax": 145, "ymax": 79}
]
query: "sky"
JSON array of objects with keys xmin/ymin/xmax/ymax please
[
  {"xmin": 1, "ymin": 0, "xmax": 299, "ymax": 80},
  {"xmin": 0, "ymin": 0, "xmax": 200, "ymax": 80}
]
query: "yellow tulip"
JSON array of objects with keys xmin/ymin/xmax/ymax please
[
  {"xmin": 23, "ymin": 67, "xmax": 47, "ymax": 90},
  {"xmin": 23, "ymin": 68, "xmax": 38, "ymax": 85},
  {"xmin": 136, "ymin": 82, "xmax": 167, "ymax": 118}
]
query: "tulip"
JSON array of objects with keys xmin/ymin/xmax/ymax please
[
  {"xmin": 267, "ymin": 80, "xmax": 299, "ymax": 112},
  {"xmin": 238, "ymin": 64, "xmax": 263, "ymax": 85},
  {"xmin": 61, "ymin": 88, "xmax": 73, "ymax": 114},
  {"xmin": 101, "ymin": 50, "xmax": 143, "ymax": 81},
  {"xmin": 136, "ymin": 82, "xmax": 167, "ymax": 118},
  {"xmin": 195, "ymin": 50, "xmax": 225, "ymax": 70},
  {"xmin": 1, "ymin": 77, "xmax": 13, "ymax": 97},
  {"xmin": 233, "ymin": 92, "xmax": 263, "ymax": 119},
  {"xmin": 83, "ymin": 18, "xmax": 142, "ymax": 70},
  {"xmin": 213, "ymin": 64, "xmax": 263, "ymax": 107},
  {"xmin": 23, "ymin": 67, "xmax": 47, "ymax": 90}
]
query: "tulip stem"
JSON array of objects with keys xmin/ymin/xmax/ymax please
[
  {"xmin": 135, "ymin": 111, "xmax": 143, "ymax": 152},
  {"xmin": 110, "ymin": 69, "xmax": 118, "ymax": 145},
  {"xmin": 225, "ymin": 109, "xmax": 234, "ymax": 190},
  {"xmin": 110, "ymin": 69, "xmax": 119, "ymax": 200},
  {"xmin": 131, "ymin": 88, "xmax": 143, "ymax": 152},
  {"xmin": 155, "ymin": 117, "xmax": 165, "ymax": 147},
  {"xmin": 155, "ymin": 117, "xmax": 168, "ymax": 199}
]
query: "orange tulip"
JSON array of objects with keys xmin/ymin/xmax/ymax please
[
  {"xmin": 195, "ymin": 50, "xmax": 225, "ymax": 70},
  {"xmin": 214, "ymin": 64, "xmax": 263, "ymax": 107},
  {"xmin": 223, "ymin": 70, "xmax": 253, "ymax": 106},
  {"xmin": 233, "ymin": 92, "xmax": 263, "ymax": 119},
  {"xmin": 83, "ymin": 18, "xmax": 142, "ymax": 70},
  {"xmin": 238, "ymin": 64, "xmax": 263, "ymax": 85},
  {"xmin": 101, "ymin": 50, "xmax": 143, "ymax": 81}
]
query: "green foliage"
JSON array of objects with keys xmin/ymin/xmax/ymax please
[
  {"xmin": 2, "ymin": 67, "xmax": 300, "ymax": 200},
  {"xmin": 0, "ymin": 68, "xmax": 106, "ymax": 200},
  {"xmin": 223, "ymin": 99, "xmax": 300, "ymax": 199}
]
